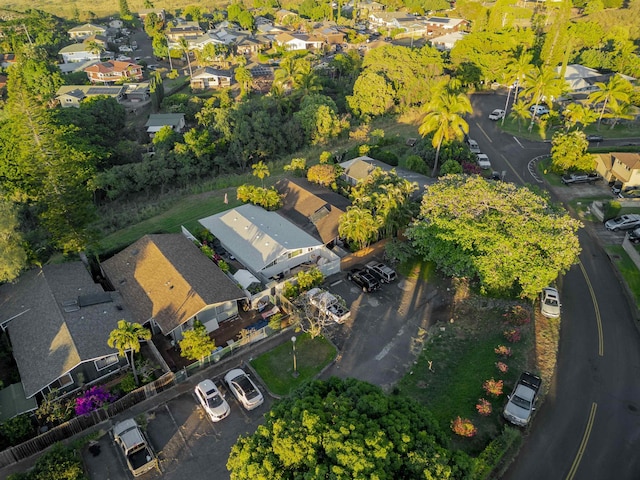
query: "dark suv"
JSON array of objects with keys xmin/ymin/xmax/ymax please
[{"xmin": 347, "ymin": 268, "xmax": 380, "ymax": 292}]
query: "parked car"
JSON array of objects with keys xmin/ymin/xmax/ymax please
[
  {"xmin": 119, "ymin": 45, "xmax": 133, "ymax": 52},
  {"xmin": 586, "ymin": 134, "xmax": 604, "ymax": 142},
  {"xmin": 195, "ymin": 379, "xmax": 230, "ymax": 422},
  {"xmin": 365, "ymin": 261, "xmax": 397, "ymax": 283},
  {"xmin": 476, "ymin": 153, "xmax": 492, "ymax": 170},
  {"xmin": 628, "ymin": 227, "xmax": 640, "ymax": 243},
  {"xmin": 561, "ymin": 172, "xmax": 601, "ymax": 185},
  {"xmin": 540, "ymin": 287, "xmax": 561, "ymax": 318},
  {"xmin": 503, "ymin": 372, "xmax": 542, "ymax": 427},
  {"xmin": 113, "ymin": 418, "xmax": 159, "ymax": 477},
  {"xmin": 529, "ymin": 105, "xmax": 550, "ymax": 116},
  {"xmin": 306, "ymin": 287, "xmax": 351, "ymax": 323},
  {"xmin": 347, "ymin": 268, "xmax": 381, "ymax": 292},
  {"xmin": 488, "ymin": 109, "xmax": 505, "ymax": 121},
  {"xmin": 224, "ymin": 368, "xmax": 264, "ymax": 411},
  {"xmin": 604, "ymin": 214, "xmax": 640, "ymax": 231},
  {"xmin": 466, "ymin": 138, "xmax": 481, "ymax": 154}
]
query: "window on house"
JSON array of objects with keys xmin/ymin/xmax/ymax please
[
  {"xmin": 51, "ymin": 373, "xmax": 73, "ymax": 389},
  {"xmin": 95, "ymin": 354, "xmax": 119, "ymax": 371},
  {"xmin": 288, "ymin": 249, "xmax": 302, "ymax": 259}
]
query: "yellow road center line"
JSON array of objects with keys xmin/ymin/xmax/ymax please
[
  {"xmin": 566, "ymin": 402, "xmax": 598, "ymax": 480},
  {"xmin": 579, "ymin": 260, "xmax": 604, "ymax": 356}
]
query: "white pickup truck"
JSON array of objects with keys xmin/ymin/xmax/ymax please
[
  {"xmin": 113, "ymin": 418, "xmax": 159, "ymax": 477},
  {"xmin": 306, "ymin": 288, "xmax": 350, "ymax": 324},
  {"xmin": 503, "ymin": 372, "xmax": 542, "ymax": 427}
]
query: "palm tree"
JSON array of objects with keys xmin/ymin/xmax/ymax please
[
  {"xmin": 606, "ymin": 101, "xmax": 634, "ymax": 129},
  {"xmin": 85, "ymin": 40, "xmax": 105, "ymax": 59},
  {"xmin": 510, "ymin": 100, "xmax": 530, "ymax": 132},
  {"xmin": 505, "ymin": 51, "xmax": 532, "ymax": 105},
  {"xmin": 108, "ymin": 320, "xmax": 152, "ymax": 386},
  {"xmin": 418, "ymin": 89, "xmax": 472, "ymax": 177},
  {"xmin": 562, "ymin": 103, "xmax": 598, "ymax": 131},
  {"xmin": 178, "ymin": 37, "xmax": 193, "ymax": 77},
  {"xmin": 588, "ymin": 75, "xmax": 632, "ymax": 129},
  {"xmin": 338, "ymin": 206, "xmax": 380, "ymax": 250},
  {"xmin": 521, "ymin": 66, "xmax": 565, "ymax": 131},
  {"xmin": 252, "ymin": 160, "xmax": 270, "ymax": 187},
  {"xmin": 235, "ymin": 65, "xmax": 253, "ymax": 97},
  {"xmin": 294, "ymin": 63, "xmax": 322, "ymax": 97}
]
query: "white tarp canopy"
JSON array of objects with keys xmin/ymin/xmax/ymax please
[{"xmin": 233, "ymin": 269, "xmax": 261, "ymax": 289}]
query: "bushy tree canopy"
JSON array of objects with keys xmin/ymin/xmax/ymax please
[
  {"xmin": 550, "ymin": 131, "xmax": 596, "ymax": 173},
  {"xmin": 406, "ymin": 175, "xmax": 582, "ymax": 299},
  {"xmin": 227, "ymin": 377, "xmax": 471, "ymax": 479}
]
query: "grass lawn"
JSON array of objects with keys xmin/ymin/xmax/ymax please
[
  {"xmin": 606, "ymin": 245, "xmax": 640, "ymax": 308},
  {"xmin": 397, "ymin": 256, "xmax": 437, "ymax": 282},
  {"xmin": 251, "ymin": 334, "xmax": 337, "ymax": 396},
  {"xmin": 398, "ymin": 298, "xmax": 532, "ymax": 455}
]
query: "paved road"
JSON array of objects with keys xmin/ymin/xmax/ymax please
[{"xmin": 470, "ymin": 93, "xmax": 640, "ymax": 479}]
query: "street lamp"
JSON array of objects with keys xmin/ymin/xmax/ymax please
[
  {"xmin": 501, "ymin": 85, "xmax": 514, "ymax": 126},
  {"xmin": 291, "ymin": 336, "xmax": 299, "ymax": 378}
]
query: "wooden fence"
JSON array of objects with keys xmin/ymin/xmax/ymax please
[{"xmin": 0, "ymin": 371, "xmax": 176, "ymax": 469}]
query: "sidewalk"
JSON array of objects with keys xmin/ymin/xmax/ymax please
[{"xmin": 0, "ymin": 330, "xmax": 293, "ymax": 478}]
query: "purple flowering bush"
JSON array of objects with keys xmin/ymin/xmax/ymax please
[{"xmin": 74, "ymin": 386, "xmax": 118, "ymax": 416}]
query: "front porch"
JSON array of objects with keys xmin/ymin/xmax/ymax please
[{"xmin": 153, "ymin": 303, "xmax": 282, "ymax": 371}]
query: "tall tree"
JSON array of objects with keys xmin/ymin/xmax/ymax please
[
  {"xmin": 562, "ymin": 103, "xmax": 598, "ymax": 131},
  {"xmin": 234, "ymin": 65, "xmax": 253, "ymax": 97},
  {"xmin": 338, "ymin": 206, "xmax": 380, "ymax": 250},
  {"xmin": 550, "ymin": 131, "xmax": 596, "ymax": 173},
  {"xmin": 418, "ymin": 86, "xmax": 472, "ymax": 176},
  {"xmin": 406, "ymin": 175, "xmax": 582, "ymax": 299},
  {"xmin": 227, "ymin": 378, "xmax": 471, "ymax": 479},
  {"xmin": 588, "ymin": 75, "xmax": 632, "ymax": 129},
  {"xmin": 119, "ymin": 0, "xmax": 132, "ymax": 20},
  {"xmin": 521, "ymin": 66, "xmax": 565, "ymax": 131},
  {"xmin": 0, "ymin": 198, "xmax": 28, "ymax": 282},
  {"xmin": 178, "ymin": 37, "xmax": 193, "ymax": 77},
  {"xmin": 108, "ymin": 320, "xmax": 152, "ymax": 386}
]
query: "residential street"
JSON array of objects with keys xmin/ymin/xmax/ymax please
[{"xmin": 470, "ymin": 93, "xmax": 640, "ymax": 479}]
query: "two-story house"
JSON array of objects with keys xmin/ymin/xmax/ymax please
[{"xmin": 84, "ymin": 60, "xmax": 144, "ymax": 84}]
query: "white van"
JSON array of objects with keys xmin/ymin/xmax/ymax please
[
  {"xmin": 466, "ymin": 138, "xmax": 481, "ymax": 154},
  {"xmin": 529, "ymin": 105, "xmax": 550, "ymax": 116}
]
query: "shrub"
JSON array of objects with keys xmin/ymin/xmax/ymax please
[
  {"xmin": 119, "ymin": 373, "xmax": 137, "ymax": 394},
  {"xmin": 476, "ymin": 398, "xmax": 492, "ymax": 416},
  {"xmin": 405, "ymin": 154, "xmax": 428, "ymax": 174},
  {"xmin": 496, "ymin": 361, "xmax": 509, "ymax": 374},
  {"xmin": 373, "ymin": 149, "xmax": 399, "ymax": 166},
  {"xmin": 451, "ymin": 416, "xmax": 477, "ymax": 437},
  {"xmin": 494, "ymin": 345, "xmax": 512, "ymax": 357},
  {"xmin": 503, "ymin": 327, "xmax": 521, "ymax": 343},
  {"xmin": 603, "ymin": 200, "xmax": 621, "ymax": 220},
  {"xmin": 504, "ymin": 305, "xmax": 530, "ymax": 326},
  {"xmin": 473, "ymin": 426, "xmax": 522, "ymax": 479},
  {"xmin": 16, "ymin": 443, "xmax": 85, "ymax": 480},
  {"xmin": 462, "ymin": 162, "xmax": 482, "ymax": 175},
  {"xmin": 283, "ymin": 281, "xmax": 299, "ymax": 299},
  {"xmin": 0, "ymin": 414, "xmax": 33, "ymax": 444},
  {"xmin": 269, "ymin": 313, "xmax": 283, "ymax": 330},
  {"xmin": 218, "ymin": 259, "xmax": 230, "ymax": 273},
  {"xmin": 296, "ymin": 267, "xmax": 324, "ymax": 291},
  {"xmin": 75, "ymin": 386, "xmax": 118, "ymax": 416},
  {"xmin": 35, "ymin": 391, "xmax": 75, "ymax": 425},
  {"xmin": 483, "ymin": 378, "xmax": 504, "ymax": 397},
  {"xmin": 439, "ymin": 159, "xmax": 463, "ymax": 176}
]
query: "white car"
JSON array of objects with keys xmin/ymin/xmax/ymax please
[
  {"xmin": 488, "ymin": 109, "xmax": 505, "ymax": 121},
  {"xmin": 529, "ymin": 105, "xmax": 550, "ymax": 116},
  {"xmin": 119, "ymin": 45, "xmax": 133, "ymax": 52},
  {"xmin": 195, "ymin": 379, "xmax": 230, "ymax": 422},
  {"xmin": 540, "ymin": 287, "xmax": 561, "ymax": 318},
  {"xmin": 604, "ymin": 214, "xmax": 640, "ymax": 232},
  {"xmin": 476, "ymin": 153, "xmax": 492, "ymax": 170},
  {"xmin": 466, "ymin": 138, "xmax": 481, "ymax": 154},
  {"xmin": 224, "ymin": 368, "xmax": 264, "ymax": 411}
]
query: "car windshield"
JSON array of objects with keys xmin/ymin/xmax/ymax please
[
  {"xmin": 544, "ymin": 298, "xmax": 558, "ymax": 307},
  {"xmin": 204, "ymin": 390, "xmax": 224, "ymax": 408},
  {"xmin": 511, "ymin": 395, "xmax": 531, "ymax": 409}
]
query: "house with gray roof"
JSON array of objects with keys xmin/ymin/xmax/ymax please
[
  {"xmin": 102, "ymin": 234, "xmax": 247, "ymax": 341},
  {"xmin": 199, "ymin": 204, "xmax": 341, "ymax": 283},
  {"xmin": 145, "ymin": 113, "xmax": 186, "ymax": 137},
  {"xmin": 59, "ymin": 43, "xmax": 102, "ymax": 64},
  {"xmin": 0, "ymin": 262, "xmax": 130, "ymax": 400},
  {"xmin": 339, "ymin": 156, "xmax": 435, "ymax": 197},
  {"xmin": 56, "ymin": 85, "xmax": 125, "ymax": 108}
]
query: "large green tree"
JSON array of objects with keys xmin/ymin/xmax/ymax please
[
  {"xmin": 179, "ymin": 320, "xmax": 215, "ymax": 364},
  {"xmin": 406, "ymin": 175, "xmax": 582, "ymax": 299},
  {"xmin": 227, "ymin": 377, "xmax": 471, "ymax": 479},
  {"xmin": 550, "ymin": 131, "xmax": 596, "ymax": 173},
  {"xmin": 0, "ymin": 199, "xmax": 28, "ymax": 283},
  {"xmin": 587, "ymin": 75, "xmax": 633, "ymax": 128}
]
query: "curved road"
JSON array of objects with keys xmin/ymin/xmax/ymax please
[{"xmin": 469, "ymin": 94, "xmax": 640, "ymax": 479}]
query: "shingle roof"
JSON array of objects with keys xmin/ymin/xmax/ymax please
[
  {"xmin": 613, "ymin": 152, "xmax": 640, "ymax": 170},
  {"xmin": 102, "ymin": 234, "xmax": 245, "ymax": 335},
  {"xmin": 0, "ymin": 263, "xmax": 128, "ymax": 398},
  {"xmin": 275, "ymin": 178, "xmax": 350, "ymax": 244},
  {"xmin": 144, "ymin": 113, "xmax": 185, "ymax": 128},
  {"xmin": 198, "ymin": 204, "xmax": 322, "ymax": 274}
]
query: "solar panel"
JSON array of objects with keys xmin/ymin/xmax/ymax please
[{"xmin": 87, "ymin": 87, "xmax": 120, "ymax": 95}]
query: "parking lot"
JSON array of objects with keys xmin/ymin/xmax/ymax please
[{"xmin": 83, "ymin": 372, "xmax": 273, "ymax": 480}]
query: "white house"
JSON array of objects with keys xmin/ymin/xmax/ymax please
[
  {"xmin": 59, "ymin": 43, "xmax": 101, "ymax": 64},
  {"xmin": 430, "ymin": 31, "xmax": 467, "ymax": 51},
  {"xmin": 68, "ymin": 23, "xmax": 107, "ymax": 40},
  {"xmin": 190, "ymin": 67, "xmax": 233, "ymax": 90},
  {"xmin": 199, "ymin": 204, "xmax": 340, "ymax": 282},
  {"xmin": 556, "ymin": 64, "xmax": 610, "ymax": 93},
  {"xmin": 274, "ymin": 32, "xmax": 324, "ymax": 51}
]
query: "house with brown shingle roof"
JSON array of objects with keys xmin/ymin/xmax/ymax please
[
  {"xmin": 0, "ymin": 263, "xmax": 130, "ymax": 400},
  {"xmin": 84, "ymin": 60, "xmax": 143, "ymax": 84},
  {"xmin": 275, "ymin": 177, "xmax": 351, "ymax": 246},
  {"xmin": 595, "ymin": 152, "xmax": 640, "ymax": 188},
  {"xmin": 101, "ymin": 234, "xmax": 247, "ymax": 341}
]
